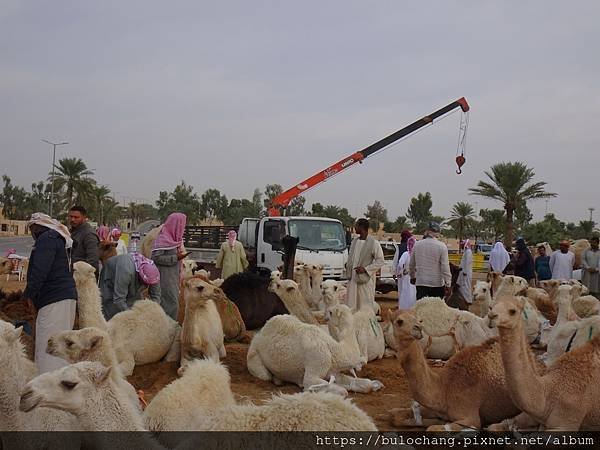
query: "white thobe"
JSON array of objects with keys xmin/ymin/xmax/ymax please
[
  {"xmin": 396, "ymin": 251, "xmax": 416, "ymax": 309},
  {"xmin": 457, "ymin": 249, "xmax": 473, "ymax": 303},
  {"xmin": 549, "ymin": 251, "xmax": 575, "ymax": 280},
  {"xmin": 346, "ymin": 239, "xmax": 385, "ymax": 313}
]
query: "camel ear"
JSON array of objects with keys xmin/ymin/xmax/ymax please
[
  {"xmin": 91, "ymin": 365, "xmax": 112, "ymax": 384},
  {"xmin": 89, "ymin": 335, "xmax": 103, "ymax": 350},
  {"xmin": 7, "ymin": 326, "xmax": 23, "ymax": 343},
  {"xmin": 286, "ymin": 286, "xmax": 295, "ymax": 293}
]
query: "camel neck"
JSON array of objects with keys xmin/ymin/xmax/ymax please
[
  {"xmin": 497, "ymin": 324, "xmax": 545, "ymax": 418},
  {"xmin": 396, "ymin": 339, "xmax": 443, "ymax": 410},
  {"xmin": 78, "ymin": 386, "xmax": 145, "ymax": 431},
  {"xmin": 78, "ymin": 279, "xmax": 109, "ymax": 330}
]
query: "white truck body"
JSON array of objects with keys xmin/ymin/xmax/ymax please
[{"xmin": 239, "ymin": 216, "xmax": 348, "ymax": 279}]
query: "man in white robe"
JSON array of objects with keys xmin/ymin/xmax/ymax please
[
  {"xmin": 549, "ymin": 240, "xmax": 575, "ymax": 281},
  {"xmin": 345, "ymin": 218, "xmax": 385, "ymax": 313},
  {"xmin": 489, "ymin": 241, "xmax": 510, "ymax": 273},
  {"xmin": 457, "ymin": 239, "xmax": 473, "ymax": 304}
]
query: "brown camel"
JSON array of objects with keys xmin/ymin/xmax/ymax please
[
  {"xmin": 178, "ymin": 274, "xmax": 250, "ymax": 343},
  {"xmin": 388, "ymin": 309, "xmax": 521, "ymax": 430},
  {"xmin": 489, "ymin": 296, "xmax": 600, "ymax": 431}
]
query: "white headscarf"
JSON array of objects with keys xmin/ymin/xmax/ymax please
[
  {"xmin": 489, "ymin": 241, "xmax": 510, "ymax": 272},
  {"xmin": 27, "ymin": 212, "xmax": 73, "ymax": 249}
]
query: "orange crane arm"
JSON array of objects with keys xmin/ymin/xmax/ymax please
[{"xmin": 268, "ymin": 97, "xmax": 469, "ymax": 216}]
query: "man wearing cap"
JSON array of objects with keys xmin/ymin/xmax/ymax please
[
  {"xmin": 23, "ymin": 213, "xmax": 78, "ymax": 373},
  {"xmin": 549, "ymin": 240, "xmax": 575, "ymax": 281},
  {"xmin": 409, "ymin": 221, "xmax": 452, "ymax": 300}
]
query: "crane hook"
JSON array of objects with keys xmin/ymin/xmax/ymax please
[{"xmin": 455, "ymin": 154, "xmax": 466, "ymax": 175}]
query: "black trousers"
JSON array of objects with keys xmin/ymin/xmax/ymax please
[{"xmin": 416, "ymin": 285, "xmax": 445, "ymax": 300}]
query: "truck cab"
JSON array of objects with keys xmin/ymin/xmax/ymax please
[{"xmin": 239, "ymin": 216, "xmax": 348, "ymax": 279}]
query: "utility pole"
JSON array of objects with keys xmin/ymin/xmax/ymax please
[
  {"xmin": 589, "ymin": 207, "xmax": 595, "ymax": 223},
  {"xmin": 42, "ymin": 139, "xmax": 68, "ymax": 217}
]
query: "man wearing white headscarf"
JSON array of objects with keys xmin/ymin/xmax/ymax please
[
  {"xmin": 395, "ymin": 236, "xmax": 417, "ymax": 309},
  {"xmin": 23, "ymin": 213, "xmax": 77, "ymax": 373},
  {"xmin": 489, "ymin": 242, "xmax": 511, "ymax": 273},
  {"xmin": 457, "ymin": 240, "xmax": 473, "ymax": 304}
]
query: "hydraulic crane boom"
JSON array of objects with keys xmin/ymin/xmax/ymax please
[{"xmin": 268, "ymin": 97, "xmax": 470, "ymax": 216}]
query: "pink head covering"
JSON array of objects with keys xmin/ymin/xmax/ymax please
[
  {"xmin": 407, "ymin": 236, "xmax": 416, "ymax": 255},
  {"xmin": 152, "ymin": 213, "xmax": 187, "ymax": 251},
  {"xmin": 4, "ymin": 248, "xmax": 16, "ymax": 257},
  {"xmin": 227, "ymin": 230, "xmax": 237, "ymax": 248},
  {"xmin": 110, "ymin": 228, "xmax": 122, "ymax": 240},
  {"xmin": 463, "ymin": 239, "xmax": 471, "ymax": 250},
  {"xmin": 97, "ymin": 225, "xmax": 110, "ymax": 241}
]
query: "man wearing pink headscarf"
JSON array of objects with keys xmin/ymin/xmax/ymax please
[
  {"xmin": 215, "ymin": 230, "xmax": 248, "ymax": 280},
  {"xmin": 395, "ymin": 236, "xmax": 417, "ymax": 309},
  {"xmin": 151, "ymin": 212, "xmax": 188, "ymax": 319},
  {"xmin": 110, "ymin": 228, "xmax": 128, "ymax": 256}
]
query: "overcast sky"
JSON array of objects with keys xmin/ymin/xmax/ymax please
[{"xmin": 1, "ymin": 1, "xmax": 599, "ymax": 223}]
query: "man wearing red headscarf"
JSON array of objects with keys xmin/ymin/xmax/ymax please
[
  {"xmin": 215, "ymin": 230, "xmax": 249, "ymax": 280},
  {"xmin": 151, "ymin": 212, "xmax": 188, "ymax": 319}
]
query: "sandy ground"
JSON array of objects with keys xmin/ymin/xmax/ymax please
[{"xmin": 1, "ymin": 277, "xmax": 439, "ymax": 431}]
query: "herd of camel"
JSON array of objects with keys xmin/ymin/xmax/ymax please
[{"xmin": 2, "ymin": 237, "xmax": 600, "ymax": 433}]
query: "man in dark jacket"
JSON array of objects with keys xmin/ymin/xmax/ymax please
[
  {"xmin": 69, "ymin": 205, "xmax": 100, "ymax": 276},
  {"xmin": 23, "ymin": 213, "xmax": 78, "ymax": 373},
  {"xmin": 513, "ymin": 237, "xmax": 535, "ymax": 286}
]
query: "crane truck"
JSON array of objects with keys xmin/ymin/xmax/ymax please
[{"xmin": 186, "ymin": 98, "xmax": 470, "ymax": 278}]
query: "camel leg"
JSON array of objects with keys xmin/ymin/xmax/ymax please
[
  {"xmin": 334, "ymin": 373, "xmax": 384, "ymax": 393},
  {"xmin": 204, "ymin": 340, "xmax": 221, "ymax": 362},
  {"xmin": 487, "ymin": 412, "xmax": 540, "ymax": 431},
  {"xmin": 217, "ymin": 341, "xmax": 226, "ymax": 359},
  {"xmin": 117, "ymin": 349, "xmax": 135, "ymax": 377},
  {"xmin": 302, "ymin": 355, "xmax": 347, "ymax": 396},
  {"xmin": 163, "ymin": 327, "xmax": 181, "ymax": 362}
]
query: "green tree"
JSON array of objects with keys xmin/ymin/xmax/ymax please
[
  {"xmin": 469, "ymin": 162, "xmax": 556, "ymax": 247},
  {"xmin": 447, "ymin": 202, "xmax": 476, "ymax": 244},
  {"xmin": 365, "ymin": 201, "xmax": 388, "ymax": 231},
  {"xmin": 251, "ymin": 188, "xmax": 262, "ymax": 217},
  {"xmin": 514, "ymin": 202, "xmax": 533, "ymax": 234},
  {"xmin": 310, "ymin": 203, "xmax": 326, "ymax": 216},
  {"xmin": 522, "ymin": 213, "xmax": 566, "ymax": 248},
  {"xmin": 0, "ymin": 175, "xmax": 29, "ymax": 220},
  {"xmin": 86, "ymin": 185, "xmax": 113, "ymax": 225},
  {"xmin": 223, "ymin": 198, "xmax": 257, "ymax": 225},
  {"xmin": 25, "ymin": 181, "xmax": 50, "ymax": 215},
  {"xmin": 479, "ymin": 209, "xmax": 505, "ymax": 242},
  {"xmin": 407, "ymin": 192, "xmax": 433, "ymax": 233},
  {"xmin": 156, "ymin": 181, "xmax": 201, "ymax": 223},
  {"xmin": 287, "ymin": 196, "xmax": 306, "ymax": 216},
  {"xmin": 200, "ymin": 188, "xmax": 228, "ymax": 223},
  {"xmin": 385, "ymin": 215, "xmax": 410, "ymax": 233},
  {"xmin": 50, "ymin": 157, "xmax": 96, "ymax": 212}
]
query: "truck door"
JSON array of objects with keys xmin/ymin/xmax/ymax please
[{"xmin": 257, "ymin": 219, "xmax": 286, "ymax": 272}]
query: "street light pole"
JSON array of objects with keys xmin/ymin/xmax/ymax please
[{"xmin": 42, "ymin": 139, "xmax": 68, "ymax": 218}]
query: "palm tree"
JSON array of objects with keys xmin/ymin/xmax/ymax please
[
  {"xmin": 49, "ymin": 157, "xmax": 95, "ymax": 211},
  {"xmin": 447, "ymin": 201, "xmax": 476, "ymax": 245},
  {"xmin": 88, "ymin": 185, "xmax": 112, "ymax": 224},
  {"xmin": 469, "ymin": 162, "xmax": 556, "ymax": 247}
]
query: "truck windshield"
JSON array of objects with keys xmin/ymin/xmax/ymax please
[{"xmin": 288, "ymin": 220, "xmax": 346, "ymax": 252}]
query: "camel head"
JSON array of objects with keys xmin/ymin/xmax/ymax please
[
  {"xmin": 183, "ymin": 277, "xmax": 221, "ymax": 310},
  {"xmin": 327, "ymin": 304, "xmax": 355, "ymax": 342},
  {"xmin": 473, "ymin": 281, "xmax": 492, "ymax": 303},
  {"xmin": 304, "ymin": 264, "xmax": 324, "ymax": 276},
  {"xmin": 488, "ymin": 296, "xmax": 525, "ymax": 329},
  {"xmin": 20, "ymin": 361, "xmax": 112, "ymax": 414},
  {"xmin": 565, "ymin": 279, "xmax": 588, "ymax": 296},
  {"xmin": 555, "ymin": 284, "xmax": 575, "ymax": 309},
  {"xmin": 496, "ymin": 275, "xmax": 528, "ymax": 297},
  {"xmin": 0, "ymin": 257, "xmax": 12, "ymax": 275},
  {"xmin": 388, "ymin": 309, "xmax": 423, "ymax": 343},
  {"xmin": 321, "ymin": 279, "xmax": 341, "ymax": 298},
  {"xmin": 47, "ymin": 327, "xmax": 108, "ymax": 363},
  {"xmin": 487, "ymin": 271, "xmax": 505, "ymax": 294},
  {"xmin": 72, "ymin": 261, "xmax": 96, "ymax": 287},
  {"xmin": 98, "ymin": 240, "xmax": 118, "ymax": 264},
  {"xmin": 539, "ymin": 279, "xmax": 560, "ymax": 296},
  {"xmin": 268, "ymin": 278, "xmax": 300, "ymax": 297},
  {"xmin": 292, "ymin": 264, "xmax": 307, "ymax": 282},
  {"xmin": 270, "ymin": 270, "xmax": 282, "ymax": 283}
]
